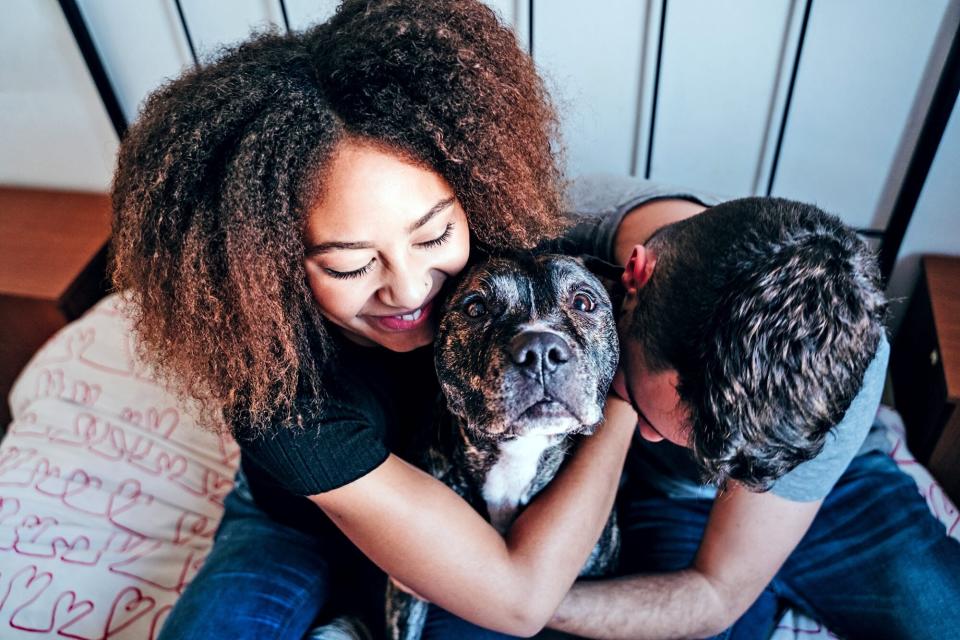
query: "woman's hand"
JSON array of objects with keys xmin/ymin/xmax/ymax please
[{"xmin": 309, "ymin": 398, "xmax": 637, "ymax": 636}]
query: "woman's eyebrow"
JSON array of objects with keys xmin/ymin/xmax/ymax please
[
  {"xmin": 305, "ymin": 196, "xmax": 456, "ymax": 257},
  {"xmin": 305, "ymin": 239, "xmax": 374, "ymax": 256},
  {"xmin": 406, "ymin": 196, "xmax": 455, "ymax": 233}
]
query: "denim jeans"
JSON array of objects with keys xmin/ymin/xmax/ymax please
[
  {"xmin": 419, "ymin": 606, "xmax": 517, "ymax": 640},
  {"xmin": 422, "ymin": 451, "xmax": 960, "ymax": 640},
  {"xmin": 618, "ymin": 450, "xmax": 960, "ymax": 640},
  {"xmin": 158, "ymin": 468, "xmax": 383, "ymax": 640}
]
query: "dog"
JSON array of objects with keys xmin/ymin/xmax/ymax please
[{"xmin": 386, "ymin": 253, "xmax": 621, "ymax": 640}]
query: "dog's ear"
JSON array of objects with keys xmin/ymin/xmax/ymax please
[{"xmin": 579, "ymin": 255, "xmax": 625, "ymax": 311}]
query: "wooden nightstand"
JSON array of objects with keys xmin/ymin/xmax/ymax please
[
  {"xmin": 891, "ymin": 255, "xmax": 960, "ymax": 504},
  {"xmin": 0, "ymin": 188, "xmax": 111, "ymax": 431}
]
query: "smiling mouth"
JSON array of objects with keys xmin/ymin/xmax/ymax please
[
  {"xmin": 400, "ymin": 308, "xmax": 423, "ymax": 321},
  {"xmin": 372, "ymin": 299, "xmax": 435, "ymax": 331}
]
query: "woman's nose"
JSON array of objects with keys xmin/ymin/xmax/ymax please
[{"xmin": 378, "ymin": 260, "xmax": 429, "ymax": 310}]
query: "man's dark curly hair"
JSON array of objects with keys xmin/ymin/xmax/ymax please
[
  {"xmin": 111, "ymin": 0, "xmax": 565, "ymax": 432},
  {"xmin": 629, "ymin": 197, "xmax": 887, "ymax": 491}
]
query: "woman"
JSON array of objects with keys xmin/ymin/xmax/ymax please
[{"xmin": 110, "ymin": 1, "xmax": 636, "ymax": 638}]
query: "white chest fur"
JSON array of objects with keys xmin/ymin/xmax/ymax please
[{"xmin": 482, "ymin": 434, "xmax": 552, "ymax": 534}]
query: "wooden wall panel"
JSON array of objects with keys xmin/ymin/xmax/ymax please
[
  {"xmin": 282, "ymin": 0, "xmax": 339, "ymax": 31},
  {"xmin": 771, "ymin": 0, "xmax": 952, "ymax": 229},
  {"xmin": 533, "ymin": 0, "xmax": 649, "ymax": 177},
  {"xmin": 1, "ymin": 0, "xmax": 118, "ymax": 191},
  {"xmin": 649, "ymin": 0, "xmax": 797, "ymax": 197},
  {"xmin": 17, "ymin": 0, "xmax": 957, "ymax": 277},
  {"xmin": 178, "ymin": 0, "xmax": 283, "ymax": 58},
  {"xmin": 886, "ymin": 95, "xmax": 960, "ymax": 330},
  {"xmin": 77, "ymin": 0, "xmax": 192, "ymax": 123}
]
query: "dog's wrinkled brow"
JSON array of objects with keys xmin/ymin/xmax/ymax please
[
  {"xmin": 476, "ymin": 271, "xmax": 525, "ymax": 307},
  {"xmin": 550, "ymin": 259, "xmax": 587, "ymax": 283}
]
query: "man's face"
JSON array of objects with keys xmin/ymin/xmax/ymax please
[{"xmin": 614, "ymin": 302, "xmax": 691, "ymax": 447}]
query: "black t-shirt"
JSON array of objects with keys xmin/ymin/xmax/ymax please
[
  {"xmin": 235, "ymin": 333, "xmax": 438, "ymax": 535},
  {"xmin": 234, "ymin": 176, "xmax": 714, "ymax": 534}
]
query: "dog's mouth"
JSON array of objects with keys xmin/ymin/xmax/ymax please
[{"xmin": 519, "ymin": 398, "xmax": 574, "ymax": 420}]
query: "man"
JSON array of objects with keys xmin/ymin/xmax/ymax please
[{"xmin": 549, "ymin": 176, "xmax": 960, "ymax": 639}]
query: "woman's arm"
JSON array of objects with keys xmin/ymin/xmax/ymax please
[{"xmin": 310, "ymin": 396, "xmax": 637, "ymax": 636}]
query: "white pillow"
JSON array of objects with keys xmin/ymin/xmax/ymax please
[{"xmin": 1, "ymin": 295, "xmax": 238, "ymax": 639}]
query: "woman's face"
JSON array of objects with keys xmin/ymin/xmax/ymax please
[{"xmin": 303, "ymin": 140, "xmax": 471, "ymax": 352}]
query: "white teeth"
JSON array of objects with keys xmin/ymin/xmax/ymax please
[{"xmin": 399, "ymin": 308, "xmax": 422, "ymax": 322}]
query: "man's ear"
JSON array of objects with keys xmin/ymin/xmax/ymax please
[{"xmin": 621, "ymin": 245, "xmax": 656, "ymax": 294}]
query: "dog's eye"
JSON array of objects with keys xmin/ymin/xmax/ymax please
[
  {"xmin": 463, "ymin": 296, "xmax": 488, "ymax": 319},
  {"xmin": 571, "ymin": 292, "xmax": 595, "ymax": 313}
]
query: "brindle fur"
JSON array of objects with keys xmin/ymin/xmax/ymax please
[{"xmin": 387, "ymin": 254, "xmax": 620, "ymax": 640}]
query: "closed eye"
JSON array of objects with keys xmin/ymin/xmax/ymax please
[
  {"xmin": 417, "ymin": 222, "xmax": 454, "ymax": 249},
  {"xmin": 321, "ymin": 221, "xmax": 453, "ymax": 279},
  {"xmin": 324, "ymin": 259, "xmax": 374, "ymax": 280}
]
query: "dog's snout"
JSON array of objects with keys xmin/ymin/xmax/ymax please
[{"xmin": 509, "ymin": 331, "xmax": 572, "ymax": 372}]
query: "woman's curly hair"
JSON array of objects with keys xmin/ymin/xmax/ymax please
[{"xmin": 111, "ymin": 0, "xmax": 565, "ymax": 433}]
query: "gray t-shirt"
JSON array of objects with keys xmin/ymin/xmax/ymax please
[
  {"xmin": 627, "ymin": 337, "xmax": 888, "ymax": 502},
  {"xmin": 564, "ymin": 174, "xmax": 889, "ymax": 503}
]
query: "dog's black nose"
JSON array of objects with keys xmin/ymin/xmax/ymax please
[{"xmin": 509, "ymin": 331, "xmax": 572, "ymax": 372}]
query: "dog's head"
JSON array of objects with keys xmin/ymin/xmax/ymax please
[{"xmin": 435, "ymin": 253, "xmax": 619, "ymax": 439}]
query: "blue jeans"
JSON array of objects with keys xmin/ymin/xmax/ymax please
[
  {"xmin": 421, "ymin": 606, "xmax": 520, "ymax": 640},
  {"xmin": 618, "ymin": 450, "xmax": 960, "ymax": 640},
  {"xmin": 422, "ymin": 451, "xmax": 960, "ymax": 640},
  {"xmin": 158, "ymin": 468, "xmax": 383, "ymax": 640}
]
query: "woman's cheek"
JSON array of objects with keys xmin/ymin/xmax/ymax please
[
  {"xmin": 304, "ymin": 263, "xmax": 329, "ymax": 305},
  {"xmin": 304, "ymin": 263, "xmax": 354, "ymax": 319},
  {"xmin": 444, "ymin": 222, "xmax": 471, "ymax": 276}
]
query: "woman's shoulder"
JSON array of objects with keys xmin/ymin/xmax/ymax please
[
  {"xmin": 281, "ymin": 336, "xmax": 437, "ymax": 429},
  {"xmin": 233, "ymin": 339, "xmax": 437, "ymax": 496},
  {"xmin": 231, "ymin": 356, "xmax": 390, "ymax": 497}
]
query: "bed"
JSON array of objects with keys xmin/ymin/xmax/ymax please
[{"xmin": 0, "ymin": 295, "xmax": 956, "ymax": 638}]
